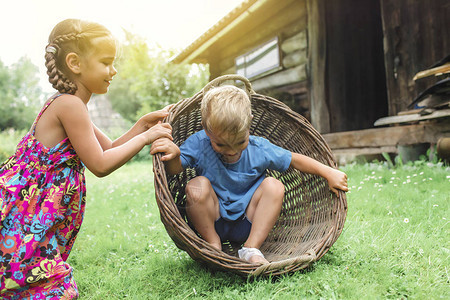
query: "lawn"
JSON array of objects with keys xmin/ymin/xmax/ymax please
[{"xmin": 70, "ymin": 160, "xmax": 449, "ymax": 299}]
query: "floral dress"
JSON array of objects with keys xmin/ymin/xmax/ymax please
[{"xmin": 0, "ymin": 94, "xmax": 86, "ymax": 299}]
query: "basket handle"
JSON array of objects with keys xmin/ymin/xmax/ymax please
[
  {"xmin": 202, "ymin": 74, "xmax": 255, "ymax": 95},
  {"xmin": 250, "ymin": 249, "xmax": 317, "ymax": 276}
]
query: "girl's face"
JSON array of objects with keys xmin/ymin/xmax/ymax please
[
  {"xmin": 77, "ymin": 37, "xmax": 117, "ymax": 95},
  {"xmin": 206, "ymin": 129, "xmax": 249, "ymax": 163}
]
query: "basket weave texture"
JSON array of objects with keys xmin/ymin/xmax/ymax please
[{"xmin": 153, "ymin": 75, "xmax": 347, "ymax": 276}]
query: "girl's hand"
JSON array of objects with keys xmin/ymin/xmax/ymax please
[
  {"xmin": 140, "ymin": 104, "xmax": 175, "ymax": 130},
  {"xmin": 161, "ymin": 103, "xmax": 175, "ymax": 112},
  {"xmin": 326, "ymin": 169, "xmax": 348, "ymax": 196},
  {"xmin": 142, "ymin": 122, "xmax": 173, "ymax": 145}
]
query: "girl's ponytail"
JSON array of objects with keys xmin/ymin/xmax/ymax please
[{"xmin": 45, "ymin": 43, "xmax": 77, "ymax": 94}]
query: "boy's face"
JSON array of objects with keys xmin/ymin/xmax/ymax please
[{"xmin": 205, "ymin": 129, "xmax": 249, "ymax": 163}]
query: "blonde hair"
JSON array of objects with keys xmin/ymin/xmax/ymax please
[
  {"xmin": 45, "ymin": 19, "xmax": 117, "ymax": 94},
  {"xmin": 201, "ymin": 85, "xmax": 252, "ymax": 136}
]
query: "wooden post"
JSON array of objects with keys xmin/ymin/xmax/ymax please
[{"xmin": 307, "ymin": 0, "xmax": 330, "ymax": 133}]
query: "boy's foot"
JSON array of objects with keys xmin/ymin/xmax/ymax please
[{"xmin": 238, "ymin": 247, "xmax": 269, "ymax": 264}]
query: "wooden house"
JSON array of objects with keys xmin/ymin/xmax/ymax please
[{"xmin": 172, "ymin": 0, "xmax": 450, "ymax": 163}]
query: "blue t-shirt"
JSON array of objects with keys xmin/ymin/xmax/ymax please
[{"xmin": 179, "ymin": 130, "xmax": 292, "ymax": 221}]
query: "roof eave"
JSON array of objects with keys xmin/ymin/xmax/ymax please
[{"xmin": 171, "ymin": 0, "xmax": 266, "ymax": 64}]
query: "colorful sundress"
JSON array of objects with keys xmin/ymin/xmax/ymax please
[{"xmin": 0, "ymin": 94, "xmax": 86, "ymax": 299}]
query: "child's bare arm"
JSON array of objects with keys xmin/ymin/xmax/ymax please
[
  {"xmin": 52, "ymin": 95, "xmax": 172, "ymax": 177},
  {"xmin": 150, "ymin": 138, "xmax": 184, "ymax": 175},
  {"xmin": 290, "ymin": 153, "xmax": 348, "ymax": 195},
  {"xmin": 112, "ymin": 108, "xmax": 172, "ymax": 147},
  {"xmin": 92, "ymin": 107, "xmax": 171, "ymax": 151}
]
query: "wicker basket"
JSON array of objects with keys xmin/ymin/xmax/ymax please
[{"xmin": 153, "ymin": 75, "xmax": 347, "ymax": 276}]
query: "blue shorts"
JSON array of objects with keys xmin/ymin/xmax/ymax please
[{"xmin": 214, "ymin": 214, "xmax": 252, "ymax": 244}]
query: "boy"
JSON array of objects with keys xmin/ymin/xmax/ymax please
[{"xmin": 150, "ymin": 85, "xmax": 348, "ymax": 264}]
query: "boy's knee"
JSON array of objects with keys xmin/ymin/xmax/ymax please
[
  {"xmin": 186, "ymin": 176, "xmax": 211, "ymax": 203},
  {"xmin": 262, "ymin": 177, "xmax": 285, "ymax": 197}
]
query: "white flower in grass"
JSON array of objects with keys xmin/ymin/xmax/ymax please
[{"xmin": 404, "ymin": 218, "xmax": 409, "ymax": 223}]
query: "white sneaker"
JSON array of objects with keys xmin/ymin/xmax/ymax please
[{"xmin": 238, "ymin": 247, "xmax": 265, "ymax": 262}]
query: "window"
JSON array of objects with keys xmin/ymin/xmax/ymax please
[{"xmin": 235, "ymin": 37, "xmax": 281, "ymax": 79}]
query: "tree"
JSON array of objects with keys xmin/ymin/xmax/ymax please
[
  {"xmin": 0, "ymin": 58, "xmax": 43, "ymax": 130},
  {"xmin": 108, "ymin": 32, "xmax": 208, "ymax": 122}
]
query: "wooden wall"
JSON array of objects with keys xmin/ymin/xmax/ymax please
[
  {"xmin": 208, "ymin": 0, "xmax": 307, "ymax": 79},
  {"xmin": 200, "ymin": 0, "xmax": 449, "ymax": 135},
  {"xmin": 208, "ymin": 0, "xmax": 390, "ymax": 134},
  {"xmin": 380, "ymin": 0, "xmax": 450, "ymax": 115},
  {"xmin": 207, "ymin": 0, "xmax": 311, "ymax": 119}
]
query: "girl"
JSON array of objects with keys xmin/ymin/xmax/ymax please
[{"xmin": 0, "ymin": 19, "xmax": 172, "ymax": 299}]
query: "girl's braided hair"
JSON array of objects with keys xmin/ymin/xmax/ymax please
[{"xmin": 45, "ymin": 19, "xmax": 116, "ymax": 94}]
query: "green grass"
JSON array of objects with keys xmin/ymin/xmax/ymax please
[{"xmin": 69, "ymin": 160, "xmax": 449, "ymax": 299}]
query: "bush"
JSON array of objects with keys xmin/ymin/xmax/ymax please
[
  {"xmin": 0, "ymin": 129, "xmax": 26, "ymax": 163},
  {"xmin": 108, "ymin": 32, "xmax": 208, "ymax": 123},
  {"xmin": 0, "ymin": 58, "xmax": 43, "ymax": 131}
]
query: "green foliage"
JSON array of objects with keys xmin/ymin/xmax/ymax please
[
  {"xmin": 71, "ymin": 161, "xmax": 449, "ymax": 299},
  {"xmin": 382, "ymin": 148, "xmax": 444, "ymax": 169},
  {"xmin": 108, "ymin": 31, "xmax": 208, "ymax": 122},
  {"xmin": 0, "ymin": 129, "xmax": 27, "ymax": 163},
  {"xmin": 0, "ymin": 58, "xmax": 43, "ymax": 130},
  {"xmin": 381, "ymin": 152, "xmax": 404, "ymax": 168}
]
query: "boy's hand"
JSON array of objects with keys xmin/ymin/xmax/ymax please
[
  {"xmin": 326, "ymin": 169, "xmax": 348, "ymax": 196},
  {"xmin": 150, "ymin": 137, "xmax": 180, "ymax": 161}
]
